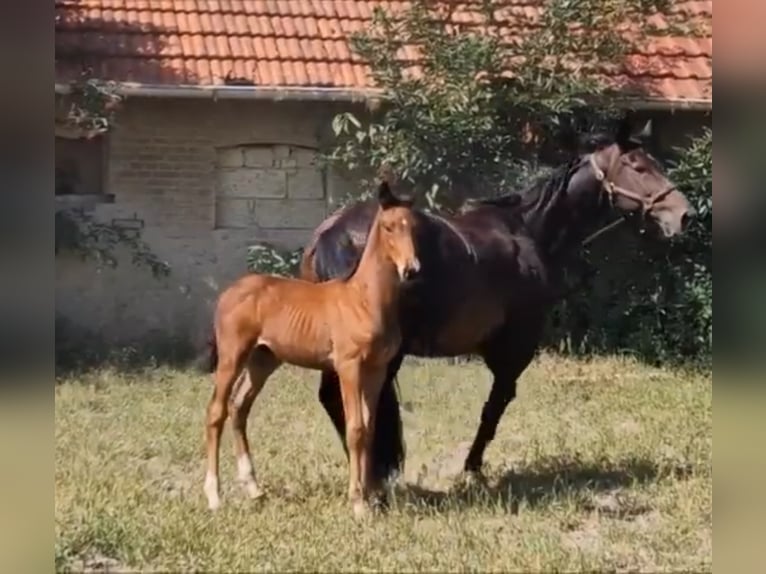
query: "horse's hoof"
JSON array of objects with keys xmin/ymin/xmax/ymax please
[
  {"xmin": 206, "ymin": 496, "xmax": 221, "ymax": 511},
  {"xmin": 460, "ymin": 469, "xmax": 488, "ymax": 489},
  {"xmin": 370, "ymin": 491, "xmax": 389, "ymax": 513}
]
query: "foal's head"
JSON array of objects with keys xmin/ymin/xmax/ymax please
[
  {"xmin": 373, "ymin": 181, "xmax": 421, "ymax": 281},
  {"xmin": 583, "ymin": 118, "xmax": 695, "ymax": 238}
]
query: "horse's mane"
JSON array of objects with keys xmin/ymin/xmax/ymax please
[
  {"xmin": 312, "ymin": 200, "xmax": 378, "ymax": 283},
  {"xmin": 475, "ymin": 156, "xmax": 584, "ymax": 212}
]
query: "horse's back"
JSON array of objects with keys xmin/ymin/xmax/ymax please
[{"xmin": 302, "ymin": 201, "xmax": 378, "ymax": 283}]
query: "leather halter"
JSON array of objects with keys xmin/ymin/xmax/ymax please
[
  {"xmin": 588, "ymin": 154, "xmax": 676, "ymax": 214},
  {"xmin": 579, "ymin": 153, "xmax": 674, "ymax": 247}
]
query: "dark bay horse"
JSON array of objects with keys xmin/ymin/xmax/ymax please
[
  {"xmin": 297, "ymin": 118, "xmax": 696, "ymax": 491},
  {"xmin": 199, "ymin": 181, "xmax": 421, "ymax": 516}
]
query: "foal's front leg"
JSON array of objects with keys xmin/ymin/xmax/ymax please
[{"xmin": 336, "ymin": 361, "xmax": 366, "ymax": 517}]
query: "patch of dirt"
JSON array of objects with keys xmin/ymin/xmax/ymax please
[
  {"xmin": 79, "ymin": 553, "xmax": 124, "ymax": 573},
  {"xmin": 415, "ymin": 441, "xmax": 474, "ymax": 487},
  {"xmin": 142, "ymin": 455, "xmax": 194, "ymax": 498},
  {"xmin": 616, "ymin": 418, "xmax": 642, "ymax": 435},
  {"xmin": 563, "ymin": 517, "xmax": 602, "ymax": 554},
  {"xmin": 586, "ymin": 489, "xmax": 653, "ymax": 520}
]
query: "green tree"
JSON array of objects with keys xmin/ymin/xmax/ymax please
[
  {"xmin": 542, "ymin": 128, "xmax": 711, "ymax": 365},
  {"xmin": 316, "ymin": 0, "xmax": 711, "ymax": 363},
  {"xmin": 325, "ymin": 0, "xmax": 685, "ymax": 208}
]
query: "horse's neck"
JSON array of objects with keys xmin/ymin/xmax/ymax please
[
  {"xmin": 348, "ymin": 219, "xmax": 401, "ymax": 313},
  {"xmin": 525, "ymin": 160, "xmax": 601, "ymax": 260}
]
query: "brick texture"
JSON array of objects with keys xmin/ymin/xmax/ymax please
[{"xmin": 55, "ymin": 97, "xmax": 357, "ymax": 346}]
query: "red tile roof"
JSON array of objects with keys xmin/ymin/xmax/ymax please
[{"xmin": 55, "ymin": 1, "xmax": 712, "ymax": 105}]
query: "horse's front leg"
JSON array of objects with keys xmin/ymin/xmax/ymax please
[{"xmin": 360, "ymin": 367, "xmax": 386, "ymax": 507}]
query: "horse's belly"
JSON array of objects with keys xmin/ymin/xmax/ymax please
[{"xmin": 406, "ymin": 300, "xmax": 505, "ymax": 357}]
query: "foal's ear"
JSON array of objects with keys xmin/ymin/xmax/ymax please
[{"xmin": 377, "ymin": 180, "xmax": 400, "ymax": 209}]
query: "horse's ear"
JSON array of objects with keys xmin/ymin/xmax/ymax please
[
  {"xmin": 615, "ymin": 114, "xmax": 649, "ymax": 150},
  {"xmin": 615, "ymin": 115, "xmax": 633, "ymax": 147},
  {"xmin": 556, "ymin": 115, "xmax": 579, "ymax": 155},
  {"xmin": 634, "ymin": 118, "xmax": 652, "ymax": 141},
  {"xmin": 377, "ymin": 180, "xmax": 399, "ymax": 209}
]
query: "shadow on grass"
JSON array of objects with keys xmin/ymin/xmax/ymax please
[
  {"xmin": 55, "ymin": 335, "xmax": 202, "ymax": 380},
  {"xmin": 392, "ymin": 456, "xmax": 697, "ymax": 515}
]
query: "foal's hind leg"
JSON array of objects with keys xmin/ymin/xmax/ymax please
[
  {"xmin": 335, "ymin": 361, "xmax": 368, "ymax": 518},
  {"xmin": 204, "ymin": 337, "xmax": 252, "ymax": 510},
  {"xmin": 229, "ymin": 346, "xmax": 281, "ymax": 500}
]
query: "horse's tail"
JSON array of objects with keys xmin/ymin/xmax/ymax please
[
  {"xmin": 193, "ymin": 329, "xmax": 218, "ymax": 374},
  {"xmin": 313, "ymin": 224, "xmax": 362, "ymax": 282}
]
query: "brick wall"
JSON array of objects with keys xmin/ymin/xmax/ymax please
[{"xmin": 55, "ymin": 97, "xmax": 360, "ymax": 349}]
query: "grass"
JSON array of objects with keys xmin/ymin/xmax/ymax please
[{"xmin": 55, "ymin": 353, "xmax": 712, "ymax": 572}]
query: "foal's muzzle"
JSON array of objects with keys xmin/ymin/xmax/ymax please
[{"xmin": 402, "ymin": 259, "xmax": 421, "ymax": 281}]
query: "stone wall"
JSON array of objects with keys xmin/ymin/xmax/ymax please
[{"xmin": 55, "ymin": 97, "xmax": 360, "ymax": 349}]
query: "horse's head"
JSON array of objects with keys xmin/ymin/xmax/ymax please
[
  {"xmin": 585, "ymin": 117, "xmax": 696, "ymax": 239},
  {"xmin": 374, "ymin": 180, "xmax": 421, "ymax": 281}
]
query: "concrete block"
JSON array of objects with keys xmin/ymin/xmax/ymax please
[
  {"xmin": 217, "ymin": 168, "xmax": 287, "ymax": 199},
  {"xmin": 273, "ymin": 145, "xmax": 291, "ymax": 159},
  {"xmin": 287, "ymin": 168, "xmax": 325, "ymax": 199},
  {"xmin": 214, "ymin": 198, "xmax": 258, "ymax": 229},
  {"xmin": 243, "ymin": 146, "xmax": 275, "ymax": 168},
  {"xmin": 217, "ymin": 147, "xmax": 244, "ymax": 167},
  {"xmin": 277, "ymin": 158, "xmax": 298, "ymax": 170},
  {"xmin": 293, "ymin": 147, "xmax": 319, "ymax": 168},
  {"xmin": 254, "ymin": 198, "xmax": 328, "ymax": 229}
]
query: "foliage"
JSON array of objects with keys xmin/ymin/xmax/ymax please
[
  {"xmin": 58, "ymin": 71, "xmax": 123, "ymax": 137},
  {"xmin": 55, "ymin": 209, "xmax": 170, "ymax": 278},
  {"xmin": 55, "ymin": 70, "xmax": 169, "ymax": 280},
  {"xmin": 546, "ymin": 129, "xmax": 712, "ymax": 364},
  {"xmin": 246, "ymin": 242, "xmax": 304, "ymax": 277},
  {"xmin": 324, "ymin": 0, "xmax": 683, "ymax": 208}
]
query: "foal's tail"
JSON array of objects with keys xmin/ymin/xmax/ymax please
[{"xmin": 194, "ymin": 329, "xmax": 218, "ymax": 374}]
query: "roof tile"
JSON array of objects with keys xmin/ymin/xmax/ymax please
[{"xmin": 54, "ymin": 0, "xmax": 712, "ymax": 103}]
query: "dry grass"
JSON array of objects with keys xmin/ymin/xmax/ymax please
[{"xmin": 55, "ymin": 353, "xmax": 712, "ymax": 572}]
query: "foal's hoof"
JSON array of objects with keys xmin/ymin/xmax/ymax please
[
  {"xmin": 352, "ymin": 500, "xmax": 370, "ymax": 520},
  {"xmin": 206, "ymin": 496, "xmax": 221, "ymax": 511},
  {"xmin": 244, "ymin": 482, "xmax": 266, "ymax": 500}
]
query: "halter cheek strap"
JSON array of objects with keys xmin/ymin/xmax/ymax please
[{"xmin": 588, "ymin": 154, "xmax": 676, "ymax": 214}]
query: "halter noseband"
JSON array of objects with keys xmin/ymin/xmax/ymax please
[{"xmin": 588, "ymin": 154, "xmax": 676, "ymax": 214}]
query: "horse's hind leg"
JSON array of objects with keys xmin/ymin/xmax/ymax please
[
  {"xmin": 204, "ymin": 335, "xmax": 251, "ymax": 511},
  {"xmin": 229, "ymin": 346, "xmax": 281, "ymax": 500},
  {"xmin": 360, "ymin": 368, "xmax": 386, "ymax": 509},
  {"xmin": 318, "ymin": 369, "xmax": 347, "ymax": 456}
]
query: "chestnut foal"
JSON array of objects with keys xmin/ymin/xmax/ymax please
[{"xmin": 201, "ymin": 181, "xmax": 420, "ymax": 517}]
